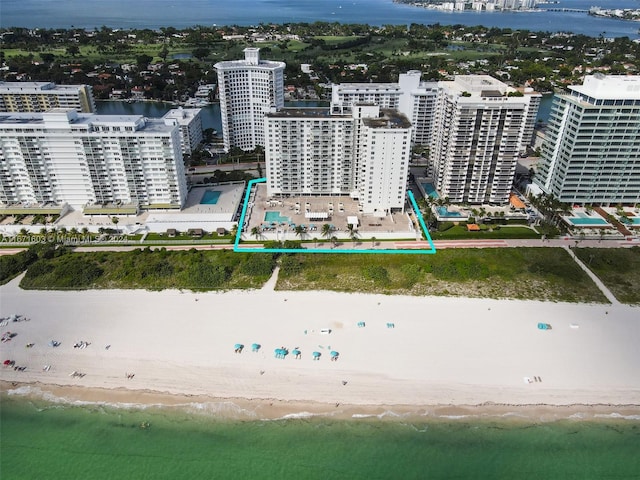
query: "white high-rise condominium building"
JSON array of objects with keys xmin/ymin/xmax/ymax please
[
  {"xmin": 162, "ymin": 108, "xmax": 203, "ymax": 155},
  {"xmin": 430, "ymin": 75, "xmax": 540, "ymax": 204},
  {"xmin": 265, "ymin": 108, "xmax": 355, "ymax": 196},
  {"xmin": 353, "ymin": 106, "xmax": 412, "ymax": 214},
  {"xmin": 215, "ymin": 48, "xmax": 285, "ymax": 152},
  {"xmin": 331, "ymin": 83, "xmax": 402, "ymax": 113},
  {"xmin": 265, "ymin": 105, "xmax": 411, "ymax": 215},
  {"xmin": 534, "ymin": 74, "xmax": 640, "ymax": 205},
  {"xmin": 331, "ymin": 71, "xmax": 438, "ymax": 146},
  {"xmin": 0, "ymin": 82, "xmax": 96, "ymax": 113},
  {"xmin": 0, "ymin": 110, "xmax": 187, "ymax": 209},
  {"xmin": 397, "ymin": 71, "xmax": 439, "ymax": 146}
]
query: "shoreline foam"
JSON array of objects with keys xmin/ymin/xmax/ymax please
[{"xmin": 3, "ymin": 382, "xmax": 639, "ymax": 423}]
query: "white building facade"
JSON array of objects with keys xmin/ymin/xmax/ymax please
[
  {"xmin": 265, "ymin": 109, "xmax": 355, "ymax": 196},
  {"xmin": 331, "ymin": 72, "xmax": 439, "ymax": 147},
  {"xmin": 162, "ymin": 108, "xmax": 203, "ymax": 155},
  {"xmin": 265, "ymin": 105, "xmax": 411, "ymax": 215},
  {"xmin": 429, "ymin": 75, "xmax": 540, "ymax": 204},
  {"xmin": 534, "ymin": 74, "xmax": 640, "ymax": 205},
  {"xmin": 0, "ymin": 82, "xmax": 96, "ymax": 113},
  {"xmin": 215, "ymin": 48, "xmax": 285, "ymax": 152},
  {"xmin": 0, "ymin": 110, "xmax": 187, "ymax": 209}
]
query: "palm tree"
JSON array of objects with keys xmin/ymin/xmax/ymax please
[
  {"xmin": 250, "ymin": 226, "xmax": 261, "ymax": 241},
  {"xmin": 313, "ymin": 237, "xmax": 318, "ymax": 248},
  {"xmin": 330, "ymin": 236, "xmax": 338, "ymax": 248},
  {"xmin": 346, "ymin": 223, "xmax": 359, "ymax": 246},
  {"xmin": 230, "ymin": 223, "xmax": 238, "ymax": 238},
  {"xmin": 294, "ymin": 225, "xmax": 305, "ymax": 241},
  {"xmin": 371, "ymin": 236, "xmax": 377, "ymax": 248},
  {"xmin": 321, "ymin": 223, "xmax": 332, "ymax": 241}
]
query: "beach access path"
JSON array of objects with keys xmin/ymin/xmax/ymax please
[{"xmin": 1, "ymin": 274, "xmax": 639, "ymax": 408}]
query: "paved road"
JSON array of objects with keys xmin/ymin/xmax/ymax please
[{"xmin": 1, "ymin": 237, "xmax": 637, "ymax": 256}]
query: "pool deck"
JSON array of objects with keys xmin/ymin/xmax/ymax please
[
  {"xmin": 182, "ymin": 183, "xmax": 245, "ymax": 216},
  {"xmin": 243, "ymin": 184, "xmax": 416, "ymax": 241}
]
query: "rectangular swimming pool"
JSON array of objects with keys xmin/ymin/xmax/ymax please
[
  {"xmin": 264, "ymin": 211, "xmax": 291, "ymax": 223},
  {"xmin": 200, "ymin": 190, "xmax": 222, "ymax": 205},
  {"xmin": 568, "ymin": 217, "xmax": 608, "ymax": 226}
]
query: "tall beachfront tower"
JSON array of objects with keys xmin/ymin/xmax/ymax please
[
  {"xmin": 0, "ymin": 110, "xmax": 187, "ymax": 209},
  {"xmin": 264, "ymin": 105, "xmax": 411, "ymax": 215},
  {"xmin": 264, "ymin": 108, "xmax": 355, "ymax": 196},
  {"xmin": 534, "ymin": 74, "xmax": 640, "ymax": 206},
  {"xmin": 330, "ymin": 71, "xmax": 438, "ymax": 147},
  {"xmin": 353, "ymin": 106, "xmax": 412, "ymax": 215},
  {"xmin": 429, "ymin": 75, "xmax": 540, "ymax": 204},
  {"xmin": 0, "ymin": 82, "xmax": 96, "ymax": 113},
  {"xmin": 215, "ymin": 48, "xmax": 285, "ymax": 152}
]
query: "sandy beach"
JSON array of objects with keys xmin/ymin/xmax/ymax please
[{"xmin": 1, "ymin": 274, "xmax": 639, "ymax": 418}]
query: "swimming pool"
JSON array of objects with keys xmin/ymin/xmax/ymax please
[
  {"xmin": 437, "ymin": 206, "xmax": 462, "ymax": 217},
  {"xmin": 200, "ymin": 190, "xmax": 222, "ymax": 205},
  {"xmin": 567, "ymin": 217, "xmax": 608, "ymax": 226},
  {"xmin": 264, "ymin": 211, "xmax": 291, "ymax": 223},
  {"xmin": 421, "ymin": 183, "xmax": 439, "ymax": 199}
]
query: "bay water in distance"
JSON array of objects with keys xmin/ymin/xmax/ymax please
[
  {"xmin": 2, "ymin": 394, "xmax": 640, "ymax": 479},
  {"xmin": 2, "ymin": 0, "xmax": 640, "ymax": 37}
]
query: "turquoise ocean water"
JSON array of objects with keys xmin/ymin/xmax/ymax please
[{"xmin": 2, "ymin": 395, "xmax": 639, "ymax": 479}]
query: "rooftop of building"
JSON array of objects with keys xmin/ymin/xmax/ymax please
[
  {"xmin": 334, "ymin": 82, "xmax": 402, "ymax": 92},
  {"xmin": 214, "ymin": 47, "xmax": 285, "ymax": 70},
  {"xmin": 163, "ymin": 108, "xmax": 202, "ymax": 124},
  {"xmin": 266, "ymin": 107, "xmax": 349, "ymax": 119},
  {"xmin": 0, "ymin": 111, "xmax": 177, "ymax": 134},
  {"xmin": 0, "ymin": 81, "xmax": 87, "ymax": 93},
  {"xmin": 362, "ymin": 109, "xmax": 411, "ymax": 129},
  {"xmin": 441, "ymin": 75, "xmax": 511, "ymax": 97},
  {"xmin": 570, "ymin": 74, "xmax": 640, "ymax": 100}
]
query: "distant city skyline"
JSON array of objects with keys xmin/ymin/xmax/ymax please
[{"xmin": 1, "ymin": 0, "xmax": 639, "ymax": 37}]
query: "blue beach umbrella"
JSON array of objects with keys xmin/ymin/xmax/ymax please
[
  {"xmin": 312, "ymin": 351, "xmax": 321, "ymax": 360},
  {"xmin": 330, "ymin": 351, "xmax": 339, "ymax": 357},
  {"xmin": 251, "ymin": 343, "xmax": 261, "ymax": 352}
]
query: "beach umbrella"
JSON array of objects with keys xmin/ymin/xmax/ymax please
[
  {"xmin": 330, "ymin": 351, "xmax": 339, "ymax": 357},
  {"xmin": 312, "ymin": 351, "xmax": 321, "ymax": 359},
  {"xmin": 292, "ymin": 349, "xmax": 301, "ymax": 356},
  {"xmin": 251, "ymin": 343, "xmax": 261, "ymax": 352},
  {"xmin": 3, "ymin": 359, "xmax": 11, "ymax": 365},
  {"xmin": 234, "ymin": 343, "xmax": 244, "ymax": 352}
]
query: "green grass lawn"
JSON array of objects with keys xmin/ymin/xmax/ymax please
[
  {"xmin": 430, "ymin": 225, "xmax": 540, "ymax": 240},
  {"xmin": 276, "ymin": 247, "xmax": 607, "ymax": 303},
  {"xmin": 573, "ymin": 247, "xmax": 640, "ymax": 304}
]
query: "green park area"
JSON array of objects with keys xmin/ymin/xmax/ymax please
[{"xmin": 573, "ymin": 247, "xmax": 640, "ymax": 305}]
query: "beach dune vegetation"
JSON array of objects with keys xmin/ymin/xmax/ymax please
[
  {"xmin": 573, "ymin": 247, "xmax": 640, "ymax": 304},
  {"xmin": 17, "ymin": 248, "xmax": 275, "ymax": 291},
  {"xmin": 275, "ymin": 248, "xmax": 608, "ymax": 302}
]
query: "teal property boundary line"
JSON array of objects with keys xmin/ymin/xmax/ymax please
[{"xmin": 233, "ymin": 178, "xmax": 436, "ymax": 254}]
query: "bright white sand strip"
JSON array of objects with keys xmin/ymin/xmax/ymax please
[{"xmin": 1, "ymin": 276, "xmax": 639, "ymax": 407}]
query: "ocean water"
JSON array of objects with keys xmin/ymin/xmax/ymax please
[
  {"xmin": 1, "ymin": 0, "xmax": 639, "ymax": 37},
  {"xmin": 2, "ymin": 395, "xmax": 639, "ymax": 479}
]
